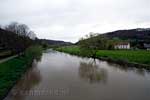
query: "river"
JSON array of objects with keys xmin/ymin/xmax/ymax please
[{"xmin": 4, "ymin": 50, "xmax": 150, "ymax": 100}]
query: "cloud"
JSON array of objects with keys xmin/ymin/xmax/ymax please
[{"xmin": 0, "ymin": 0, "xmax": 150, "ymax": 42}]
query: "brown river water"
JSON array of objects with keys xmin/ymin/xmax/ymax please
[{"xmin": 4, "ymin": 50, "xmax": 150, "ymax": 100}]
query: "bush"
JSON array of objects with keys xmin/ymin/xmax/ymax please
[{"xmin": 25, "ymin": 45, "xmax": 42, "ymax": 61}]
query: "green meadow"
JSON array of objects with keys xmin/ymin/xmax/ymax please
[{"xmin": 56, "ymin": 46, "xmax": 150, "ymax": 66}]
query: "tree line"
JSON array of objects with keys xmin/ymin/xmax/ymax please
[{"xmin": 0, "ymin": 22, "xmax": 39, "ymax": 56}]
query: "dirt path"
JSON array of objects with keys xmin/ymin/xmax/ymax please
[{"xmin": 0, "ymin": 55, "xmax": 18, "ymax": 63}]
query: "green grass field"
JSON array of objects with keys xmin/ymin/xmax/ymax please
[
  {"xmin": 96, "ymin": 50, "xmax": 150, "ymax": 65},
  {"xmin": 56, "ymin": 46, "xmax": 150, "ymax": 66},
  {"xmin": 0, "ymin": 45, "xmax": 42, "ymax": 100},
  {"xmin": 0, "ymin": 55, "xmax": 33, "ymax": 99}
]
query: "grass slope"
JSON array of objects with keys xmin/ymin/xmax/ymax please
[
  {"xmin": 0, "ymin": 55, "xmax": 33, "ymax": 99},
  {"xmin": 0, "ymin": 45, "xmax": 42, "ymax": 100}
]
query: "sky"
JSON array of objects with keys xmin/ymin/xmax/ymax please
[{"xmin": 0, "ymin": 0, "xmax": 150, "ymax": 43}]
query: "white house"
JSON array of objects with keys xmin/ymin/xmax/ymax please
[
  {"xmin": 144, "ymin": 43, "xmax": 150, "ymax": 50},
  {"xmin": 114, "ymin": 42, "xmax": 130, "ymax": 49}
]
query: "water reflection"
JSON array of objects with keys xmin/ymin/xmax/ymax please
[
  {"xmin": 5, "ymin": 61, "xmax": 41, "ymax": 100},
  {"xmin": 44, "ymin": 49, "xmax": 56, "ymax": 53},
  {"xmin": 79, "ymin": 60, "xmax": 107, "ymax": 84},
  {"xmin": 34, "ymin": 52, "xmax": 43, "ymax": 62},
  {"xmin": 4, "ymin": 51, "xmax": 150, "ymax": 100},
  {"xmin": 106, "ymin": 62, "xmax": 149, "ymax": 77}
]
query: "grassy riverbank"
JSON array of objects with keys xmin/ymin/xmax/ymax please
[
  {"xmin": 56, "ymin": 46, "xmax": 150, "ymax": 66},
  {"xmin": 0, "ymin": 45, "xmax": 42, "ymax": 100}
]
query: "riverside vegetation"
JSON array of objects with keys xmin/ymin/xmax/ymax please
[
  {"xmin": 56, "ymin": 46, "xmax": 150, "ymax": 68},
  {"xmin": 0, "ymin": 45, "xmax": 42, "ymax": 100},
  {"xmin": 55, "ymin": 33, "xmax": 150, "ymax": 68}
]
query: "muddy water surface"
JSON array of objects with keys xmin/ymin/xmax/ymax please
[{"xmin": 4, "ymin": 50, "xmax": 150, "ymax": 100}]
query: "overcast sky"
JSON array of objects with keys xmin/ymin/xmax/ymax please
[{"xmin": 0, "ymin": 0, "xmax": 150, "ymax": 42}]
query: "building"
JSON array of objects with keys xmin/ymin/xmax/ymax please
[
  {"xmin": 144, "ymin": 43, "xmax": 150, "ymax": 50},
  {"xmin": 0, "ymin": 43, "xmax": 6, "ymax": 51},
  {"xmin": 114, "ymin": 42, "xmax": 130, "ymax": 49}
]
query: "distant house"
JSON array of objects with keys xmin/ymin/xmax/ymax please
[
  {"xmin": 0, "ymin": 43, "xmax": 6, "ymax": 51},
  {"xmin": 144, "ymin": 43, "xmax": 150, "ymax": 50},
  {"xmin": 0, "ymin": 46, "xmax": 3, "ymax": 50},
  {"xmin": 114, "ymin": 42, "xmax": 130, "ymax": 49},
  {"xmin": 0, "ymin": 44, "xmax": 4, "ymax": 51}
]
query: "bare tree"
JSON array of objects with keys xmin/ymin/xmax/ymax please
[
  {"xmin": 17, "ymin": 24, "xmax": 29, "ymax": 37},
  {"xmin": 5, "ymin": 22, "xmax": 34, "ymax": 38},
  {"xmin": 0, "ymin": 25, "xmax": 2, "ymax": 29},
  {"xmin": 5, "ymin": 22, "xmax": 18, "ymax": 33},
  {"xmin": 28, "ymin": 31, "xmax": 36, "ymax": 40}
]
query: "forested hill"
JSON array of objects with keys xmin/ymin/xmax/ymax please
[
  {"xmin": 102, "ymin": 28, "xmax": 150, "ymax": 42},
  {"xmin": 40, "ymin": 39, "xmax": 73, "ymax": 46}
]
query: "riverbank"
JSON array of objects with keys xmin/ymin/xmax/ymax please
[
  {"xmin": 0, "ymin": 46, "xmax": 42, "ymax": 100},
  {"xmin": 55, "ymin": 46, "xmax": 150, "ymax": 69}
]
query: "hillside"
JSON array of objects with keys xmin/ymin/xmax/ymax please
[
  {"xmin": 102, "ymin": 28, "xmax": 150, "ymax": 43},
  {"xmin": 40, "ymin": 39, "xmax": 73, "ymax": 46},
  {"xmin": 76, "ymin": 28, "xmax": 150, "ymax": 49}
]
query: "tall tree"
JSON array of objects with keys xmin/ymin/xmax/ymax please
[
  {"xmin": 79, "ymin": 33, "xmax": 100, "ymax": 58},
  {"xmin": 78, "ymin": 33, "xmax": 113, "ymax": 58},
  {"xmin": 28, "ymin": 31, "xmax": 36, "ymax": 40},
  {"xmin": 5, "ymin": 22, "xmax": 18, "ymax": 33},
  {"xmin": 5, "ymin": 22, "xmax": 36, "ymax": 39},
  {"xmin": 17, "ymin": 24, "xmax": 30, "ymax": 37}
]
